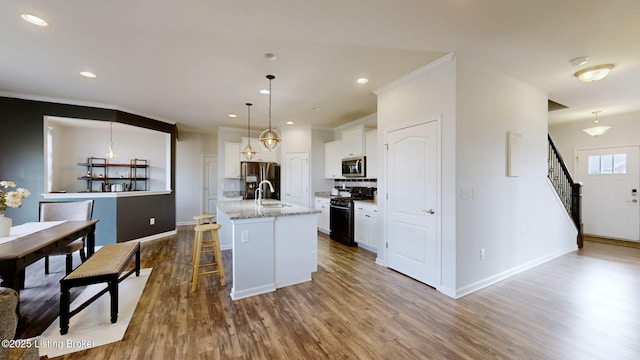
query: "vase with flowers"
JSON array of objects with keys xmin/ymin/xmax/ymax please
[{"xmin": 0, "ymin": 180, "xmax": 30, "ymax": 236}]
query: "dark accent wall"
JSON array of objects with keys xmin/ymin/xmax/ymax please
[{"xmin": 0, "ymin": 96, "xmax": 177, "ymax": 244}]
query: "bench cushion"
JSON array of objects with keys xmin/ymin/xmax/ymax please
[{"xmin": 63, "ymin": 242, "xmax": 139, "ymax": 280}]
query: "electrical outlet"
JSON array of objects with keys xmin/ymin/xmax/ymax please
[
  {"xmin": 480, "ymin": 248, "xmax": 486, "ymax": 260},
  {"xmin": 149, "ymin": 217, "xmax": 155, "ymax": 225},
  {"xmin": 241, "ymin": 231, "xmax": 249, "ymax": 243}
]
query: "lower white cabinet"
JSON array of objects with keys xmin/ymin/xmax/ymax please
[
  {"xmin": 354, "ymin": 201, "xmax": 378, "ymax": 252},
  {"xmin": 314, "ymin": 197, "xmax": 330, "ymax": 234}
]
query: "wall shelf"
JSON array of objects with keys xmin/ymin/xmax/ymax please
[{"xmin": 78, "ymin": 157, "xmax": 149, "ymax": 192}]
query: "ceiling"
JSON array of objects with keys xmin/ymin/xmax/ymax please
[{"xmin": 2, "ymin": 1, "xmax": 639, "ymax": 133}]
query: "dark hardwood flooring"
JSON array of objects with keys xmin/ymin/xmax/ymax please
[{"xmin": 14, "ymin": 230, "xmax": 640, "ymax": 359}]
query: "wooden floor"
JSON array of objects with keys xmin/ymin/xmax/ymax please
[{"xmin": 15, "ymin": 231, "xmax": 640, "ymax": 360}]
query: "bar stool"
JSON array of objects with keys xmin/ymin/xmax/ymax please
[
  {"xmin": 193, "ymin": 214, "xmax": 215, "ymax": 226},
  {"xmin": 192, "ymin": 214, "xmax": 215, "ymax": 266},
  {"xmin": 191, "ymin": 223, "xmax": 225, "ymax": 292}
]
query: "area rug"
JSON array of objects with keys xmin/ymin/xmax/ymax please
[{"xmin": 37, "ymin": 267, "xmax": 152, "ymax": 358}]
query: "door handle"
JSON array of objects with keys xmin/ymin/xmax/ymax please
[
  {"xmin": 632, "ymin": 199, "xmax": 638, "ymax": 203},
  {"xmin": 423, "ymin": 209, "xmax": 435, "ymax": 214}
]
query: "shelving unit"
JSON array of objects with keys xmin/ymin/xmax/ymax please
[{"xmin": 78, "ymin": 157, "xmax": 149, "ymax": 192}]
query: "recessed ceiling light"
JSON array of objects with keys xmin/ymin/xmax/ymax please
[
  {"xmin": 356, "ymin": 78, "xmax": 369, "ymax": 84},
  {"xmin": 228, "ymin": 113, "xmax": 237, "ymax": 118},
  {"xmin": 260, "ymin": 89, "xmax": 270, "ymax": 95},
  {"xmin": 286, "ymin": 121, "xmax": 294, "ymax": 125},
  {"xmin": 264, "ymin": 53, "xmax": 278, "ymax": 61},
  {"xmin": 20, "ymin": 14, "xmax": 48, "ymax": 27},
  {"xmin": 80, "ymin": 71, "xmax": 97, "ymax": 78}
]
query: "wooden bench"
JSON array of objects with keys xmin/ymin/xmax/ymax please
[{"xmin": 59, "ymin": 241, "xmax": 140, "ymax": 335}]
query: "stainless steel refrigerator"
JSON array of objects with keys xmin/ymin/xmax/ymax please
[{"xmin": 241, "ymin": 162, "xmax": 280, "ymax": 200}]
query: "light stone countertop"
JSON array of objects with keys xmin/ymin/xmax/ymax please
[{"xmin": 217, "ymin": 200, "xmax": 320, "ymax": 220}]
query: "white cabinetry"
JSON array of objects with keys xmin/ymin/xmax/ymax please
[
  {"xmin": 241, "ymin": 137, "xmax": 279, "ymax": 163},
  {"xmin": 365, "ymin": 130, "xmax": 377, "ymax": 179},
  {"xmin": 341, "ymin": 126, "xmax": 365, "ymax": 157},
  {"xmin": 324, "ymin": 139, "xmax": 343, "ymax": 179},
  {"xmin": 314, "ymin": 197, "xmax": 330, "ymax": 234},
  {"xmin": 224, "ymin": 142, "xmax": 242, "ymax": 178},
  {"xmin": 354, "ymin": 201, "xmax": 378, "ymax": 252}
]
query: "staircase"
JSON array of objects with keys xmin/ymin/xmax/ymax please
[{"xmin": 547, "ymin": 134, "xmax": 583, "ymax": 248}]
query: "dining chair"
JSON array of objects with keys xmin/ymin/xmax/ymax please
[{"xmin": 39, "ymin": 200, "xmax": 94, "ymax": 275}]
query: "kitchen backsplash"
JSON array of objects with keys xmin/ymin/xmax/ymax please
[{"xmin": 333, "ymin": 178, "xmax": 377, "ymax": 189}]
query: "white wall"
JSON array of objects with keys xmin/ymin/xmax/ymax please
[
  {"xmin": 549, "ymin": 111, "xmax": 640, "ymax": 176},
  {"xmin": 375, "ymin": 54, "xmax": 458, "ymax": 294},
  {"xmin": 455, "ymin": 56, "xmax": 576, "ymax": 296},
  {"xmin": 175, "ymin": 130, "xmax": 217, "ymax": 223},
  {"xmin": 47, "ymin": 120, "xmax": 169, "ymax": 193},
  {"xmin": 376, "ymin": 53, "xmax": 577, "ymax": 298}
]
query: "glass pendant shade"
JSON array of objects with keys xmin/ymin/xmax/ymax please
[
  {"xmin": 106, "ymin": 122, "xmax": 116, "ymax": 159},
  {"xmin": 259, "ymin": 128, "xmax": 281, "ymax": 151},
  {"xmin": 259, "ymin": 74, "xmax": 281, "ymax": 151},
  {"xmin": 241, "ymin": 103, "xmax": 257, "ymax": 160},
  {"xmin": 241, "ymin": 143, "xmax": 256, "ymax": 160},
  {"xmin": 582, "ymin": 111, "xmax": 610, "ymax": 137}
]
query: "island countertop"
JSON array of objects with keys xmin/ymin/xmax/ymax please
[{"xmin": 217, "ymin": 200, "xmax": 320, "ymax": 220}]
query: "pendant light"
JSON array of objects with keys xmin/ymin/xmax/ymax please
[
  {"xmin": 241, "ymin": 103, "xmax": 257, "ymax": 160},
  {"xmin": 582, "ymin": 111, "xmax": 611, "ymax": 137},
  {"xmin": 106, "ymin": 122, "xmax": 117, "ymax": 159},
  {"xmin": 259, "ymin": 74, "xmax": 281, "ymax": 151}
]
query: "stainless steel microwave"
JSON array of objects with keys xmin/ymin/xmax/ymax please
[{"xmin": 342, "ymin": 156, "xmax": 366, "ymax": 177}]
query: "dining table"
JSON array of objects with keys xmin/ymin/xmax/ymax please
[{"xmin": 0, "ymin": 219, "xmax": 98, "ymax": 291}]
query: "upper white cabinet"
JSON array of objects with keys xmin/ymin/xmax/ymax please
[
  {"xmin": 324, "ymin": 139, "xmax": 343, "ymax": 179},
  {"xmin": 365, "ymin": 130, "xmax": 377, "ymax": 179},
  {"xmin": 224, "ymin": 142, "xmax": 242, "ymax": 178},
  {"xmin": 341, "ymin": 126, "xmax": 365, "ymax": 157},
  {"xmin": 241, "ymin": 137, "xmax": 280, "ymax": 163}
]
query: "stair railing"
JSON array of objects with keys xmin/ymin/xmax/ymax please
[{"xmin": 548, "ymin": 134, "xmax": 583, "ymax": 248}]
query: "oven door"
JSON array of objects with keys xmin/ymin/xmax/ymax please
[{"xmin": 330, "ymin": 203, "xmax": 355, "ymax": 246}]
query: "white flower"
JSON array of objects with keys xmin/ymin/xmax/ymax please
[
  {"xmin": 0, "ymin": 180, "xmax": 30, "ymax": 213},
  {"xmin": 1, "ymin": 181, "xmax": 16, "ymax": 188},
  {"xmin": 4, "ymin": 192, "xmax": 22, "ymax": 208}
]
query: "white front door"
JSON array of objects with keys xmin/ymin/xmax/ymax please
[
  {"xmin": 576, "ymin": 146, "xmax": 640, "ymax": 241},
  {"xmin": 284, "ymin": 152, "xmax": 309, "ymax": 207},
  {"xmin": 202, "ymin": 155, "xmax": 218, "ymax": 219},
  {"xmin": 386, "ymin": 120, "xmax": 439, "ymax": 287}
]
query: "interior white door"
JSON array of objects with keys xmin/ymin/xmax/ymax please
[
  {"xmin": 576, "ymin": 146, "xmax": 640, "ymax": 241},
  {"xmin": 202, "ymin": 155, "xmax": 218, "ymax": 218},
  {"xmin": 386, "ymin": 121, "xmax": 438, "ymax": 287},
  {"xmin": 284, "ymin": 152, "xmax": 309, "ymax": 207}
]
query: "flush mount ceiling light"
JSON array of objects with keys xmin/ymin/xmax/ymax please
[
  {"xmin": 259, "ymin": 74, "xmax": 281, "ymax": 151},
  {"xmin": 582, "ymin": 111, "xmax": 610, "ymax": 137},
  {"xmin": 356, "ymin": 78, "xmax": 369, "ymax": 84},
  {"xmin": 20, "ymin": 13, "xmax": 48, "ymax": 27},
  {"xmin": 241, "ymin": 103, "xmax": 257, "ymax": 161},
  {"xmin": 574, "ymin": 64, "xmax": 615, "ymax": 82},
  {"xmin": 106, "ymin": 122, "xmax": 117, "ymax": 159}
]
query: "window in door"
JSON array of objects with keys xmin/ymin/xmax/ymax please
[{"xmin": 587, "ymin": 154, "xmax": 627, "ymax": 175}]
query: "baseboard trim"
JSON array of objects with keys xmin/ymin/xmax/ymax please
[{"xmin": 453, "ymin": 245, "xmax": 576, "ymax": 299}]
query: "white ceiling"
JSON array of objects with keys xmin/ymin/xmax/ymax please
[{"xmin": 2, "ymin": 1, "xmax": 639, "ymax": 132}]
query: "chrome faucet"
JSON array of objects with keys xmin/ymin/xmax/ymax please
[{"xmin": 255, "ymin": 180, "xmax": 275, "ymax": 206}]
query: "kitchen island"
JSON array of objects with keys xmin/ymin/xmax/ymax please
[{"xmin": 216, "ymin": 200, "xmax": 320, "ymax": 300}]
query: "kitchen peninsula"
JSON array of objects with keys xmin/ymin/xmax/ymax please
[{"xmin": 216, "ymin": 200, "xmax": 320, "ymax": 300}]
